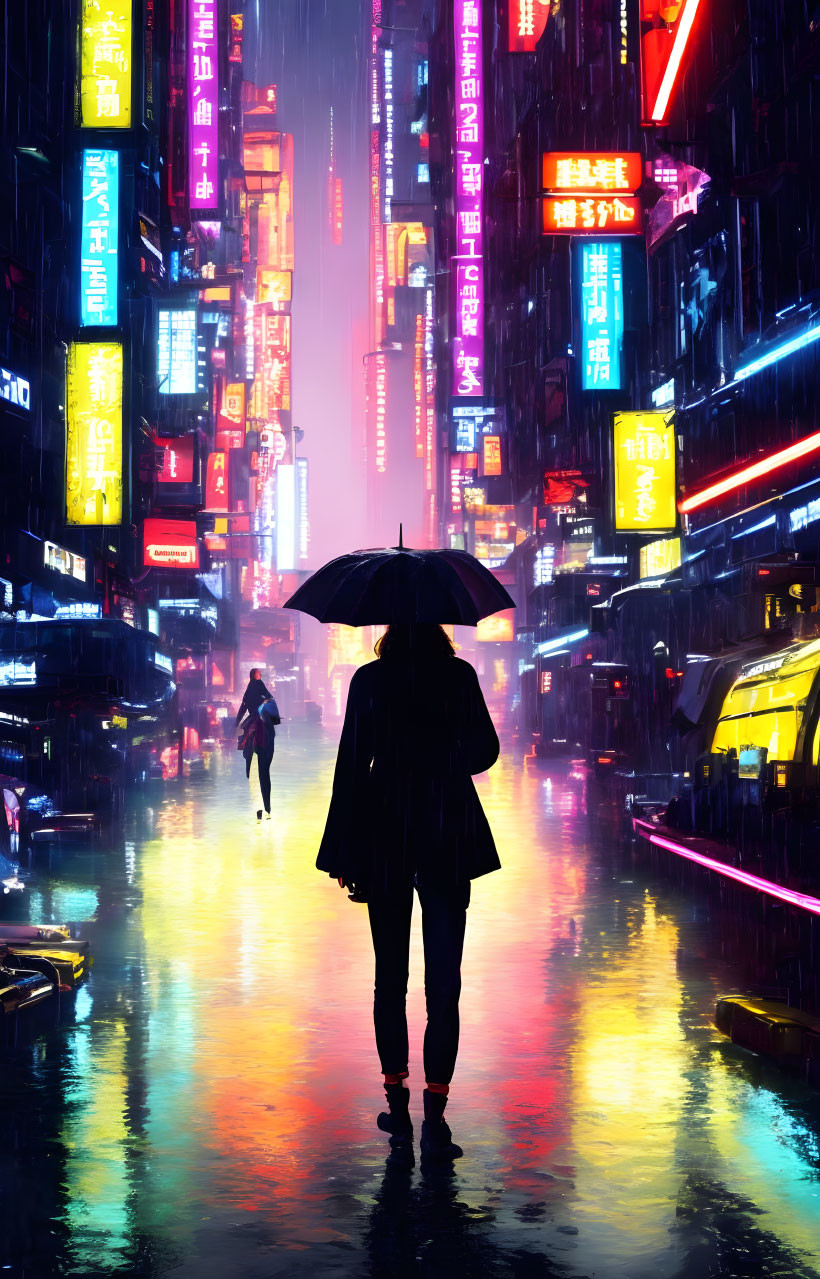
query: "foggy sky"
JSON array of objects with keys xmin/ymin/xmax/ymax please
[{"xmin": 248, "ymin": 0, "xmax": 371, "ymax": 568}]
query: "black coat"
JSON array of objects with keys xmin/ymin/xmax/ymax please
[
  {"xmin": 317, "ymin": 655, "xmax": 501, "ymax": 890},
  {"xmin": 235, "ymin": 679, "xmax": 272, "ymax": 726}
]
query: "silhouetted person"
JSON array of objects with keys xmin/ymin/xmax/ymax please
[
  {"xmin": 234, "ymin": 667, "xmax": 272, "ymax": 727},
  {"xmin": 318, "ymin": 623, "xmax": 500, "ymax": 1161}
]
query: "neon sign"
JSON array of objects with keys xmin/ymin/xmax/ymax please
[
  {"xmin": 544, "ymin": 196, "xmax": 642, "ymax": 234},
  {"xmin": 642, "ymin": 0, "xmax": 705, "ymax": 124},
  {"xmin": 509, "ymin": 0, "xmax": 550, "ymax": 52},
  {"xmin": 188, "ymin": 0, "xmax": 219, "ymax": 209},
  {"xmin": 614, "ymin": 411, "xmax": 676, "ymax": 532},
  {"xmin": 542, "ymin": 152, "xmax": 642, "ymax": 193},
  {"xmin": 452, "ymin": 0, "xmax": 484, "ymax": 398},
  {"xmin": 65, "ymin": 342, "xmax": 123, "ymax": 526},
  {"xmin": 579, "ymin": 242, "xmax": 623, "ymax": 391},
  {"xmin": 0, "ymin": 366, "xmax": 30, "ymax": 411},
  {"xmin": 81, "ymin": 150, "xmax": 119, "ymax": 328},
  {"xmin": 383, "ymin": 48, "xmax": 394, "ymax": 222},
  {"xmin": 156, "ymin": 435, "xmax": 195, "ymax": 483},
  {"xmin": 680, "ymin": 430, "xmax": 820, "ymax": 515},
  {"xmin": 297, "ymin": 458, "xmax": 309, "ymax": 563},
  {"xmin": 79, "ymin": 0, "xmax": 132, "ymax": 128},
  {"xmin": 44, "ymin": 542, "xmax": 87, "ymax": 582},
  {"xmin": 205, "ymin": 451, "xmax": 229, "ymax": 511},
  {"xmin": 158, "ymin": 310, "xmax": 197, "ymax": 394},
  {"xmin": 277, "ymin": 463, "xmax": 296, "ymax": 573},
  {"xmin": 143, "ymin": 518, "xmax": 200, "ymax": 568}
]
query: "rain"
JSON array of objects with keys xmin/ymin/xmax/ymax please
[{"xmin": 2, "ymin": 0, "xmax": 820, "ymax": 1276}]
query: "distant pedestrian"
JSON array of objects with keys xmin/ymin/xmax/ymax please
[
  {"xmin": 234, "ymin": 668, "xmax": 272, "ymax": 727},
  {"xmin": 317, "ymin": 623, "xmax": 500, "ymax": 1162},
  {"xmin": 235, "ymin": 670, "xmax": 279, "ymax": 819}
]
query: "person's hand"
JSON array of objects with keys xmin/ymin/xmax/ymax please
[{"xmin": 337, "ymin": 876, "xmax": 367, "ymax": 903}]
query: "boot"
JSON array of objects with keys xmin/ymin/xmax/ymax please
[
  {"xmin": 377, "ymin": 1083, "xmax": 413, "ymax": 1147},
  {"xmin": 420, "ymin": 1088, "xmax": 463, "ymax": 1161}
]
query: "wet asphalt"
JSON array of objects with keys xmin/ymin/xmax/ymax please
[{"xmin": 2, "ymin": 722, "xmax": 820, "ymax": 1278}]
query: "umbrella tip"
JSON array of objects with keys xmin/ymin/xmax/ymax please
[{"xmin": 399, "ymin": 523, "xmax": 404, "ymax": 550}]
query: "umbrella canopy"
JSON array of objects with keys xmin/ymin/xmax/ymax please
[{"xmin": 283, "ymin": 537, "xmax": 515, "ymax": 626}]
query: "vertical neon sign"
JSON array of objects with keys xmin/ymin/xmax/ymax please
[
  {"xmin": 579, "ymin": 241, "xmax": 623, "ymax": 391},
  {"xmin": 189, "ymin": 0, "xmax": 218, "ymax": 210},
  {"xmin": 81, "ymin": 150, "xmax": 119, "ymax": 328},
  {"xmin": 453, "ymin": 0, "xmax": 484, "ymax": 398}
]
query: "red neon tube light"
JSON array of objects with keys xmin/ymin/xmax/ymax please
[
  {"xmin": 649, "ymin": 0, "xmax": 705, "ymax": 123},
  {"xmin": 678, "ymin": 429, "xmax": 820, "ymax": 514},
  {"xmin": 633, "ymin": 820, "xmax": 820, "ymax": 918}
]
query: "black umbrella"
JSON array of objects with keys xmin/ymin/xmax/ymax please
[{"xmin": 283, "ymin": 530, "xmax": 515, "ymax": 626}]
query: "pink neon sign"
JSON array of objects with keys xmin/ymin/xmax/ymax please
[
  {"xmin": 453, "ymin": 0, "xmax": 484, "ymax": 398},
  {"xmin": 189, "ymin": 0, "xmax": 219, "ymax": 210}
]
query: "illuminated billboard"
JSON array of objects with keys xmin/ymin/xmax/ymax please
[
  {"xmin": 205, "ymin": 451, "xmax": 230, "ymax": 511},
  {"xmin": 452, "ymin": 0, "xmax": 484, "ymax": 398},
  {"xmin": 509, "ymin": 0, "xmax": 550, "ymax": 52},
  {"xmin": 188, "ymin": 0, "xmax": 219, "ymax": 209},
  {"xmin": 543, "ymin": 196, "xmax": 642, "ymax": 235},
  {"xmin": 542, "ymin": 152, "xmax": 642, "ymax": 193},
  {"xmin": 257, "ymin": 270, "xmax": 292, "ymax": 311},
  {"xmin": 143, "ymin": 518, "xmax": 200, "ymax": 568},
  {"xmin": 483, "ymin": 435, "xmax": 502, "ymax": 476},
  {"xmin": 65, "ymin": 342, "xmax": 123, "ymax": 526},
  {"xmin": 579, "ymin": 242, "xmax": 623, "ymax": 391},
  {"xmin": 81, "ymin": 150, "xmax": 119, "ymax": 327},
  {"xmin": 642, "ymin": 0, "xmax": 705, "ymax": 125},
  {"xmin": 158, "ymin": 310, "xmax": 197, "ymax": 394},
  {"xmin": 79, "ymin": 0, "xmax": 132, "ymax": 128},
  {"xmin": 614, "ymin": 411, "xmax": 676, "ymax": 532},
  {"xmin": 640, "ymin": 537, "xmax": 682, "ymax": 579},
  {"xmin": 276, "ymin": 463, "xmax": 296, "ymax": 573},
  {"xmin": 156, "ymin": 435, "xmax": 195, "ymax": 483}
]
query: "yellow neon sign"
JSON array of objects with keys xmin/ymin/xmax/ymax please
[
  {"xmin": 80, "ymin": 0, "xmax": 132, "ymax": 128},
  {"xmin": 614, "ymin": 411, "xmax": 676, "ymax": 532},
  {"xmin": 66, "ymin": 342, "xmax": 123, "ymax": 526}
]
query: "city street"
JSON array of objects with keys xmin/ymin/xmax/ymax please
[{"xmin": 3, "ymin": 730, "xmax": 820, "ymax": 1279}]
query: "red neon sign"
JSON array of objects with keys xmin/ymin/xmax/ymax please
[
  {"xmin": 143, "ymin": 518, "xmax": 199, "ymax": 568},
  {"xmin": 542, "ymin": 152, "xmax": 642, "ymax": 194},
  {"xmin": 642, "ymin": 0, "xmax": 705, "ymax": 125},
  {"xmin": 509, "ymin": 0, "xmax": 550, "ymax": 53},
  {"xmin": 155, "ymin": 434, "xmax": 194, "ymax": 483},
  {"xmin": 543, "ymin": 196, "xmax": 642, "ymax": 235},
  {"xmin": 205, "ymin": 451, "xmax": 230, "ymax": 511},
  {"xmin": 679, "ymin": 429, "xmax": 820, "ymax": 514}
]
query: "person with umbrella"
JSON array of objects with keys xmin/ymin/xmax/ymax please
[{"xmin": 286, "ymin": 532, "xmax": 510, "ymax": 1162}]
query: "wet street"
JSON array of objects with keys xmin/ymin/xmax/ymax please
[{"xmin": 3, "ymin": 726, "xmax": 820, "ymax": 1279}]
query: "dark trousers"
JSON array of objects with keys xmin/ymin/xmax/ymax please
[
  {"xmin": 367, "ymin": 878, "xmax": 470, "ymax": 1086},
  {"xmin": 256, "ymin": 745, "xmax": 274, "ymax": 813}
]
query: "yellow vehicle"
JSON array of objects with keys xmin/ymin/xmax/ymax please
[
  {"xmin": 710, "ymin": 638, "xmax": 820, "ymax": 776},
  {"xmin": 0, "ymin": 937, "xmax": 90, "ymax": 991}
]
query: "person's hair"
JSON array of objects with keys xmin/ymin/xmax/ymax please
[
  {"xmin": 249, "ymin": 667, "xmax": 262, "ymax": 680},
  {"xmin": 375, "ymin": 623, "xmax": 455, "ymax": 660}
]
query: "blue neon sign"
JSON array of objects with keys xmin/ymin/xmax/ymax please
[
  {"xmin": 579, "ymin": 241, "xmax": 623, "ymax": 391},
  {"xmin": 81, "ymin": 150, "xmax": 119, "ymax": 328}
]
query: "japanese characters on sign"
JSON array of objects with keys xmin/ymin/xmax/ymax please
[
  {"xmin": 205, "ymin": 450, "xmax": 230, "ymax": 511},
  {"xmin": 613, "ymin": 411, "xmax": 677, "ymax": 532},
  {"xmin": 65, "ymin": 342, "xmax": 123, "ymax": 526},
  {"xmin": 543, "ymin": 196, "xmax": 642, "ymax": 235},
  {"xmin": 188, "ymin": 0, "xmax": 219, "ymax": 210},
  {"xmin": 509, "ymin": 0, "xmax": 550, "ymax": 53},
  {"xmin": 143, "ymin": 518, "xmax": 200, "ymax": 568},
  {"xmin": 542, "ymin": 153, "xmax": 642, "ymax": 193},
  {"xmin": 81, "ymin": 150, "xmax": 119, "ymax": 327},
  {"xmin": 542, "ymin": 152, "xmax": 643, "ymax": 235},
  {"xmin": 0, "ymin": 366, "xmax": 30, "ymax": 411},
  {"xmin": 79, "ymin": 0, "xmax": 132, "ymax": 128},
  {"xmin": 158, "ymin": 309, "xmax": 197, "ymax": 394},
  {"xmin": 483, "ymin": 435, "xmax": 502, "ymax": 476},
  {"xmin": 579, "ymin": 242, "xmax": 623, "ymax": 391},
  {"xmin": 452, "ymin": 0, "xmax": 484, "ymax": 398}
]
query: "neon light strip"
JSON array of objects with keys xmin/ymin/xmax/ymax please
[
  {"xmin": 734, "ymin": 322, "xmax": 820, "ymax": 383},
  {"xmin": 679, "ymin": 429, "xmax": 820, "ymax": 514},
  {"xmin": 730, "ymin": 514, "xmax": 776, "ymax": 539},
  {"xmin": 634, "ymin": 820, "xmax": 820, "ymax": 918},
  {"xmin": 535, "ymin": 627, "xmax": 588, "ymax": 656},
  {"xmin": 651, "ymin": 0, "xmax": 705, "ymax": 122}
]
